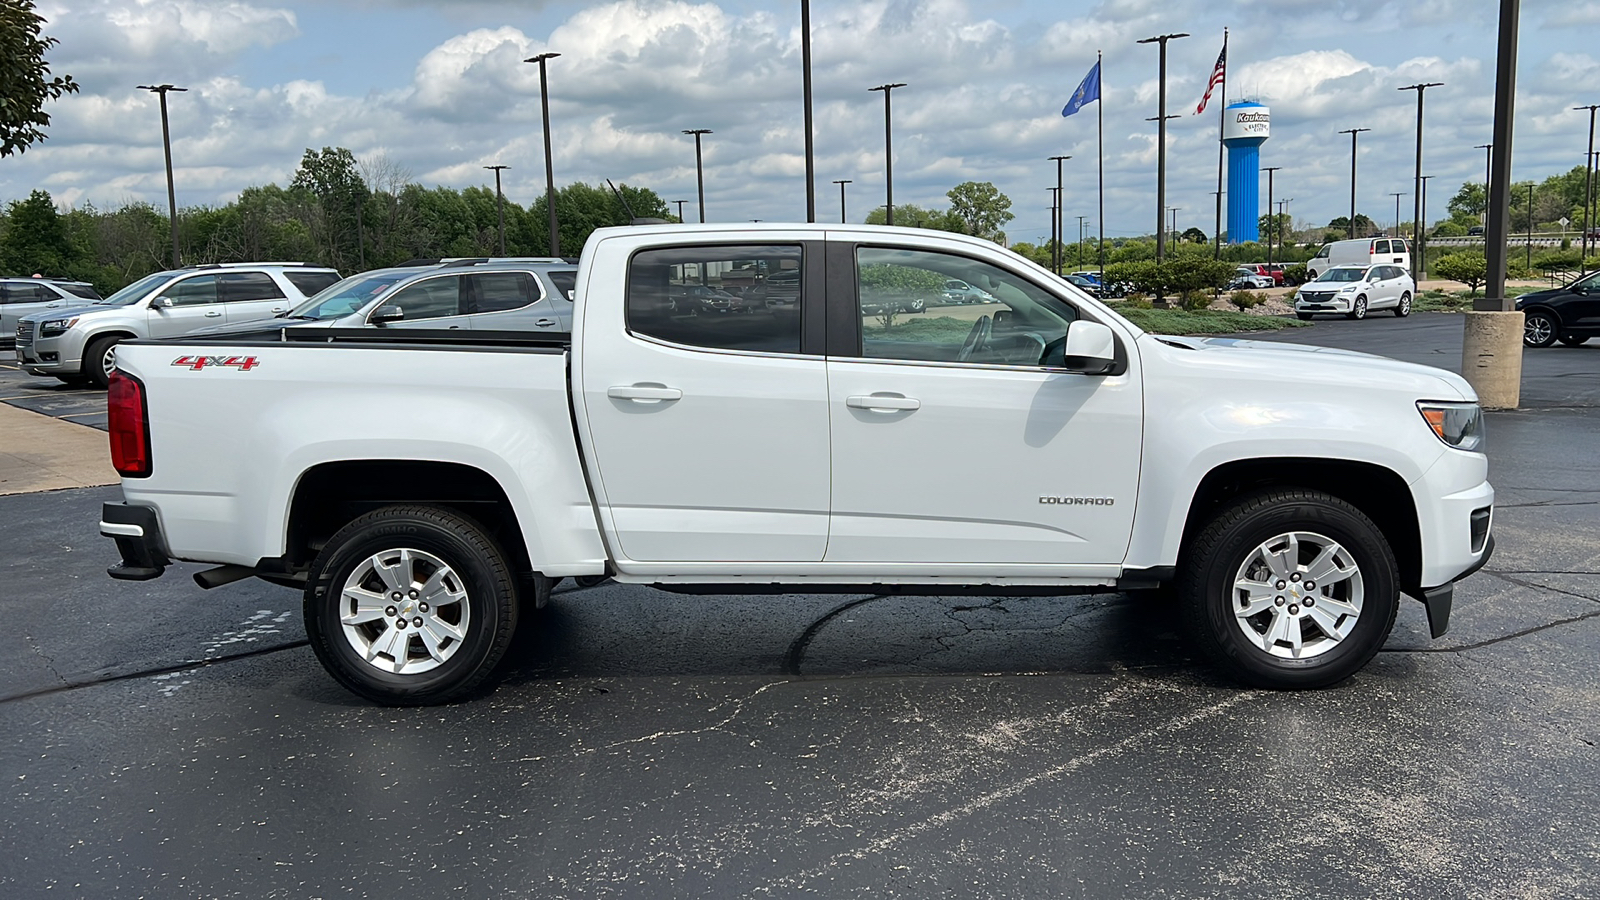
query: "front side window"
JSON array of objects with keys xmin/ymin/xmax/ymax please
[
  {"xmin": 381, "ymin": 275, "xmax": 464, "ymax": 321},
  {"xmin": 470, "ymin": 272, "xmax": 538, "ymax": 313},
  {"xmin": 219, "ymin": 272, "xmax": 286, "ymax": 303},
  {"xmin": 856, "ymin": 246, "xmax": 1076, "ymax": 366},
  {"xmin": 1313, "ymin": 245, "xmax": 1330, "ymax": 259},
  {"xmin": 626, "ymin": 244, "xmax": 802, "ymax": 354},
  {"xmin": 160, "ymin": 275, "xmax": 219, "ymax": 306}
]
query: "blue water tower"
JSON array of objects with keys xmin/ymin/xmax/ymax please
[{"xmin": 1223, "ymin": 101, "xmax": 1271, "ymax": 244}]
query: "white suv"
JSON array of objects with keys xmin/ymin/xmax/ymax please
[
  {"xmin": 1293, "ymin": 264, "xmax": 1415, "ymax": 320},
  {"xmin": 1, "ymin": 278, "xmax": 101, "ymax": 347},
  {"xmin": 17, "ymin": 263, "xmax": 339, "ymax": 387}
]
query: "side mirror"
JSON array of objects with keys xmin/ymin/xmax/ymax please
[
  {"xmin": 1047, "ymin": 320, "xmax": 1117, "ymax": 374},
  {"xmin": 370, "ymin": 305, "xmax": 404, "ymax": 325},
  {"xmin": 149, "ymin": 296, "xmax": 171, "ymax": 309}
]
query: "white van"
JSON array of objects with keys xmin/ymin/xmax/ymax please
[{"xmin": 1306, "ymin": 238, "xmax": 1411, "ymax": 280}]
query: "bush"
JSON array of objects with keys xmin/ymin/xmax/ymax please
[
  {"xmin": 1434, "ymin": 252, "xmax": 1488, "ymax": 295},
  {"xmin": 1283, "ymin": 264, "xmax": 1308, "ymax": 286},
  {"xmin": 1122, "ymin": 293, "xmax": 1152, "ymax": 309},
  {"xmin": 1531, "ymin": 249, "xmax": 1582, "ymax": 271},
  {"xmin": 1229, "ymin": 289, "xmax": 1264, "ymax": 311}
]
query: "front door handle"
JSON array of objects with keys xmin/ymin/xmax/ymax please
[
  {"xmin": 846, "ymin": 393, "xmax": 920, "ymax": 412},
  {"xmin": 608, "ymin": 384, "xmax": 683, "ymax": 402},
  {"xmin": 270, "ymin": 307, "xmax": 286, "ymax": 313},
  {"xmin": 204, "ymin": 311, "xmax": 222, "ymax": 317}
]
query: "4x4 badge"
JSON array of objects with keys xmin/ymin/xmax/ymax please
[{"xmin": 172, "ymin": 355, "xmax": 260, "ymax": 371}]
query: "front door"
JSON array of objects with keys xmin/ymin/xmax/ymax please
[
  {"xmin": 824, "ymin": 243, "xmax": 1142, "ymax": 567},
  {"xmin": 377, "ymin": 273, "xmax": 472, "ymax": 330},
  {"xmin": 577, "ymin": 241, "xmax": 829, "ymax": 563},
  {"xmin": 148, "ymin": 274, "xmax": 227, "ymax": 337}
]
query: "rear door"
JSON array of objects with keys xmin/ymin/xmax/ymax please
[
  {"xmin": 2, "ymin": 283, "xmax": 72, "ymax": 338},
  {"xmin": 463, "ymin": 271, "xmax": 561, "ymax": 332},
  {"xmin": 217, "ymin": 271, "xmax": 290, "ymax": 322},
  {"xmin": 149, "ymin": 275, "xmax": 227, "ymax": 337}
]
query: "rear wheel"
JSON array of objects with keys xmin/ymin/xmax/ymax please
[
  {"xmin": 304, "ymin": 505, "xmax": 520, "ymax": 705},
  {"xmin": 84, "ymin": 335, "xmax": 122, "ymax": 389},
  {"xmin": 1395, "ymin": 292, "xmax": 1412, "ymax": 317},
  {"xmin": 1179, "ymin": 490, "xmax": 1399, "ymax": 689},
  {"xmin": 1523, "ymin": 311, "xmax": 1558, "ymax": 348}
]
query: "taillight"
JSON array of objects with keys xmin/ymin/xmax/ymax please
[{"xmin": 108, "ymin": 371, "xmax": 152, "ymax": 477}]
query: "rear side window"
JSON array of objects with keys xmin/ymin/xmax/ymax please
[
  {"xmin": 1, "ymin": 283, "xmax": 50, "ymax": 303},
  {"xmin": 61, "ymin": 283, "xmax": 101, "ymax": 300},
  {"xmin": 469, "ymin": 272, "xmax": 539, "ymax": 313},
  {"xmin": 547, "ymin": 270, "xmax": 577, "ymax": 301},
  {"xmin": 219, "ymin": 272, "xmax": 286, "ymax": 303},
  {"xmin": 160, "ymin": 275, "xmax": 219, "ymax": 306},
  {"xmin": 626, "ymin": 244, "xmax": 802, "ymax": 354},
  {"xmin": 285, "ymin": 271, "xmax": 341, "ymax": 296}
]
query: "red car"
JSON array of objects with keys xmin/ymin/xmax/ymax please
[{"xmin": 1242, "ymin": 263, "xmax": 1285, "ymax": 286}]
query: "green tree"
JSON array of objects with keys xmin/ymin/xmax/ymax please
[
  {"xmin": 1326, "ymin": 214, "xmax": 1377, "ymax": 239},
  {"xmin": 0, "ymin": 0, "xmax": 78, "ymax": 157},
  {"xmin": 1434, "ymin": 252, "xmax": 1488, "ymax": 295},
  {"xmin": 945, "ymin": 181, "xmax": 1014, "ymax": 242},
  {"xmin": 1447, "ymin": 182, "xmax": 1486, "ymax": 222},
  {"xmin": 0, "ymin": 189, "xmax": 74, "ymax": 274},
  {"xmin": 865, "ymin": 203, "xmax": 958, "ymax": 230},
  {"xmin": 291, "ymin": 147, "xmax": 370, "ymax": 269}
]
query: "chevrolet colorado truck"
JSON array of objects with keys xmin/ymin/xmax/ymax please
[{"xmin": 99, "ymin": 224, "xmax": 1494, "ymax": 704}]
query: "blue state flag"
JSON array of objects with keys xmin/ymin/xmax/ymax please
[{"xmin": 1061, "ymin": 61, "xmax": 1101, "ymax": 117}]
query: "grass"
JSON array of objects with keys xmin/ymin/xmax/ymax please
[
  {"xmin": 1114, "ymin": 307, "xmax": 1309, "ymax": 335},
  {"xmin": 863, "ymin": 316, "xmax": 975, "ymax": 342},
  {"xmin": 1413, "ymin": 285, "xmax": 1543, "ymax": 313}
]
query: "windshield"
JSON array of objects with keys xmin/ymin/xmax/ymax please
[
  {"xmin": 94, "ymin": 272, "xmax": 177, "ymax": 306},
  {"xmin": 1316, "ymin": 267, "xmax": 1369, "ymax": 283},
  {"xmin": 288, "ymin": 271, "xmax": 413, "ymax": 319}
]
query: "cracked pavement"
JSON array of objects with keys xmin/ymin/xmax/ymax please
[{"xmin": 2, "ymin": 317, "xmax": 1599, "ymax": 897}]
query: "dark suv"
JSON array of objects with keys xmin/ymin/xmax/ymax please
[{"xmin": 1517, "ymin": 270, "xmax": 1600, "ymax": 347}]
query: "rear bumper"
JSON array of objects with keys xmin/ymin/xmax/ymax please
[{"xmin": 101, "ymin": 501, "xmax": 170, "ymax": 580}]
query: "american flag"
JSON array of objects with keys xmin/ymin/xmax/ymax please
[{"xmin": 1196, "ymin": 44, "xmax": 1226, "ymax": 114}]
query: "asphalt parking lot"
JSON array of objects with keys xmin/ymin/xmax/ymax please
[{"xmin": 2, "ymin": 319, "xmax": 1598, "ymax": 897}]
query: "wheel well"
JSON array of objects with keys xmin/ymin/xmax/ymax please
[
  {"xmin": 1180, "ymin": 458, "xmax": 1422, "ymax": 589},
  {"xmin": 284, "ymin": 461, "xmax": 532, "ymax": 576}
]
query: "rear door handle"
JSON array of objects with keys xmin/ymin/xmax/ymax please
[
  {"xmin": 535, "ymin": 318, "xmax": 556, "ymax": 328},
  {"xmin": 846, "ymin": 394, "xmax": 920, "ymax": 412},
  {"xmin": 270, "ymin": 307, "xmax": 286, "ymax": 313},
  {"xmin": 608, "ymin": 384, "xmax": 683, "ymax": 402},
  {"xmin": 204, "ymin": 311, "xmax": 222, "ymax": 317}
]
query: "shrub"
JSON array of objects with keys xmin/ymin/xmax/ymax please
[
  {"xmin": 1283, "ymin": 264, "xmax": 1308, "ymax": 286},
  {"xmin": 1434, "ymin": 252, "xmax": 1488, "ymax": 295},
  {"xmin": 1178, "ymin": 290, "xmax": 1212, "ymax": 312},
  {"xmin": 1229, "ymin": 289, "xmax": 1263, "ymax": 312},
  {"xmin": 1122, "ymin": 293, "xmax": 1152, "ymax": 309}
]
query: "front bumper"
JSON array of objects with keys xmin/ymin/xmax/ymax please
[
  {"xmin": 101, "ymin": 501, "xmax": 170, "ymax": 581},
  {"xmin": 1294, "ymin": 293, "xmax": 1352, "ymax": 313}
]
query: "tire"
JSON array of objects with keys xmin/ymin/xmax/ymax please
[
  {"xmin": 1346, "ymin": 296, "xmax": 1368, "ymax": 320},
  {"xmin": 905, "ymin": 298, "xmax": 926, "ymax": 314},
  {"xmin": 1295, "ymin": 312, "xmax": 1313, "ymax": 321},
  {"xmin": 84, "ymin": 335, "xmax": 122, "ymax": 389},
  {"xmin": 1178, "ymin": 489, "xmax": 1399, "ymax": 690},
  {"xmin": 1523, "ymin": 310, "xmax": 1558, "ymax": 348},
  {"xmin": 573, "ymin": 575, "xmax": 612, "ymax": 589},
  {"xmin": 54, "ymin": 374, "xmax": 92, "ymax": 387},
  {"xmin": 1558, "ymin": 334, "xmax": 1589, "ymax": 347},
  {"xmin": 303, "ymin": 504, "xmax": 520, "ymax": 705},
  {"xmin": 1395, "ymin": 292, "xmax": 1412, "ymax": 317}
]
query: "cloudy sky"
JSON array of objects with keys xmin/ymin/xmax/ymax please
[{"xmin": 7, "ymin": 0, "xmax": 1600, "ymax": 244}]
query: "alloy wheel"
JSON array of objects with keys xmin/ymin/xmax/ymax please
[
  {"xmin": 1230, "ymin": 530, "xmax": 1365, "ymax": 660},
  {"xmin": 338, "ymin": 548, "xmax": 472, "ymax": 675}
]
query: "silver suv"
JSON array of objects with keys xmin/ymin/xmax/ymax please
[
  {"xmin": 17, "ymin": 263, "xmax": 340, "ymax": 387},
  {"xmin": 202, "ymin": 258, "xmax": 578, "ymax": 337},
  {"xmin": 1, "ymin": 278, "xmax": 102, "ymax": 347}
]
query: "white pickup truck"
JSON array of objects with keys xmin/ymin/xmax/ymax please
[{"xmin": 99, "ymin": 224, "xmax": 1494, "ymax": 704}]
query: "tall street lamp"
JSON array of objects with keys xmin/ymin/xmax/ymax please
[
  {"xmin": 1420, "ymin": 174, "xmax": 1436, "ymax": 279},
  {"xmin": 833, "ymin": 180, "xmax": 852, "ymax": 223},
  {"xmin": 1262, "ymin": 166, "xmax": 1281, "ymax": 266},
  {"xmin": 1575, "ymin": 106, "xmax": 1598, "ymax": 261},
  {"xmin": 1047, "ymin": 188, "xmax": 1060, "ymax": 273},
  {"xmin": 1049, "ymin": 155, "xmax": 1071, "ymax": 275},
  {"xmin": 869, "ymin": 83, "xmax": 907, "ymax": 226},
  {"xmin": 524, "ymin": 52, "xmax": 562, "ymax": 256},
  {"xmin": 483, "ymin": 165, "xmax": 510, "ymax": 256},
  {"xmin": 1389, "ymin": 191, "xmax": 1407, "ymax": 237},
  {"xmin": 1337, "ymin": 127, "xmax": 1371, "ymax": 236},
  {"xmin": 137, "ymin": 84, "xmax": 188, "ymax": 267},
  {"xmin": 1076, "ymin": 215, "xmax": 1089, "ymax": 268},
  {"xmin": 801, "ymin": 0, "xmax": 816, "ymax": 222},
  {"xmin": 1138, "ymin": 32, "xmax": 1190, "ymax": 269},
  {"xmin": 1399, "ymin": 81, "xmax": 1444, "ymax": 256},
  {"xmin": 673, "ymin": 199, "xmax": 687, "ymax": 222},
  {"xmin": 682, "ymin": 129, "xmax": 712, "ymax": 223},
  {"xmin": 1166, "ymin": 206, "xmax": 1182, "ymax": 252}
]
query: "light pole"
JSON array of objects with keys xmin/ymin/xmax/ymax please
[
  {"xmin": 1278, "ymin": 199, "xmax": 1293, "ymax": 247},
  {"xmin": 1338, "ymin": 127, "xmax": 1371, "ymax": 237},
  {"xmin": 801, "ymin": 0, "xmax": 816, "ymax": 222},
  {"xmin": 1527, "ymin": 181, "xmax": 1535, "ymax": 272},
  {"xmin": 1420, "ymin": 174, "xmax": 1435, "ymax": 279},
  {"xmin": 1167, "ymin": 207, "xmax": 1182, "ymax": 252},
  {"xmin": 1138, "ymin": 32, "xmax": 1190, "ymax": 270},
  {"xmin": 1049, "ymin": 155, "xmax": 1071, "ymax": 274},
  {"xmin": 1575, "ymin": 106, "xmax": 1598, "ymax": 262},
  {"xmin": 869, "ymin": 83, "xmax": 907, "ymax": 226},
  {"xmin": 137, "ymin": 84, "xmax": 188, "ymax": 267},
  {"xmin": 1475, "ymin": 143, "xmax": 1493, "ymax": 227},
  {"xmin": 1389, "ymin": 191, "xmax": 1407, "ymax": 237},
  {"xmin": 1077, "ymin": 215, "xmax": 1089, "ymax": 269},
  {"xmin": 1399, "ymin": 81, "xmax": 1444, "ymax": 257},
  {"xmin": 1048, "ymin": 188, "xmax": 1060, "ymax": 273},
  {"xmin": 673, "ymin": 199, "xmax": 687, "ymax": 222},
  {"xmin": 682, "ymin": 129, "xmax": 712, "ymax": 223},
  {"xmin": 1262, "ymin": 166, "xmax": 1281, "ymax": 266},
  {"xmin": 833, "ymin": 179, "xmax": 852, "ymax": 223},
  {"xmin": 523, "ymin": 52, "xmax": 562, "ymax": 256},
  {"xmin": 483, "ymin": 165, "xmax": 509, "ymax": 256}
]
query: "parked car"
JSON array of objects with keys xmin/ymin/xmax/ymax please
[
  {"xmin": 211, "ymin": 259, "xmax": 578, "ymax": 337},
  {"xmin": 102, "ymin": 221, "xmax": 1493, "ymax": 704},
  {"xmin": 941, "ymin": 279, "xmax": 997, "ymax": 304},
  {"xmin": 1240, "ymin": 263, "xmax": 1284, "ymax": 286},
  {"xmin": 1467, "ymin": 226, "xmax": 1485, "ymax": 237},
  {"xmin": 1068, "ymin": 270, "xmax": 1103, "ymax": 285},
  {"xmin": 16, "ymin": 263, "xmax": 340, "ymax": 387},
  {"xmin": 1306, "ymin": 238, "xmax": 1412, "ymax": 281},
  {"xmin": 1063, "ymin": 274, "xmax": 1103, "ymax": 297},
  {"xmin": 1293, "ymin": 264, "xmax": 1415, "ymax": 320},
  {"xmin": 1516, "ymin": 270, "xmax": 1600, "ymax": 347},
  {"xmin": 1, "ymin": 277, "xmax": 101, "ymax": 347},
  {"xmin": 1229, "ymin": 267, "xmax": 1275, "ymax": 290},
  {"xmin": 673, "ymin": 284, "xmax": 752, "ymax": 314}
]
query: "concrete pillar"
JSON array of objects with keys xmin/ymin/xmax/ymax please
[{"xmin": 1460, "ymin": 310, "xmax": 1524, "ymax": 409}]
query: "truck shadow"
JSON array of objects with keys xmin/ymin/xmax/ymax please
[{"xmin": 497, "ymin": 583, "xmax": 1206, "ymax": 686}]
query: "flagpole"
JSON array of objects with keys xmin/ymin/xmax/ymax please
[
  {"xmin": 1097, "ymin": 50, "xmax": 1105, "ymax": 283},
  {"xmin": 1214, "ymin": 28, "xmax": 1227, "ymax": 259}
]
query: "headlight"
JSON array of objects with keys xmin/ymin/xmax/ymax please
[
  {"xmin": 1417, "ymin": 401, "xmax": 1484, "ymax": 452},
  {"xmin": 39, "ymin": 317, "xmax": 79, "ymax": 336}
]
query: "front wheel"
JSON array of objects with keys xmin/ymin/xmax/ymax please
[
  {"xmin": 1347, "ymin": 296, "xmax": 1368, "ymax": 320},
  {"xmin": 1179, "ymin": 490, "xmax": 1399, "ymax": 689},
  {"xmin": 1395, "ymin": 292, "xmax": 1412, "ymax": 317},
  {"xmin": 1558, "ymin": 334, "xmax": 1589, "ymax": 347},
  {"xmin": 304, "ymin": 505, "xmax": 520, "ymax": 705},
  {"xmin": 1295, "ymin": 312, "xmax": 1313, "ymax": 321},
  {"xmin": 1523, "ymin": 311, "xmax": 1558, "ymax": 348},
  {"xmin": 84, "ymin": 335, "xmax": 122, "ymax": 389}
]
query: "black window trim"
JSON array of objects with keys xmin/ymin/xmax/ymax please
[
  {"xmin": 217, "ymin": 270, "xmax": 288, "ymax": 304},
  {"xmin": 464, "ymin": 269, "xmax": 547, "ymax": 316},
  {"xmin": 156, "ymin": 273, "xmax": 221, "ymax": 307},
  {"xmin": 829, "ymin": 239, "xmax": 1127, "ymax": 376},
  {"xmin": 364, "ymin": 272, "xmax": 467, "ymax": 325}
]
